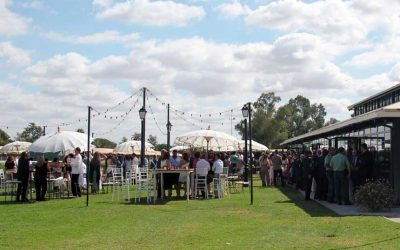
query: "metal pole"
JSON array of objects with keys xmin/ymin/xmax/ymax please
[
  {"xmin": 248, "ymin": 102, "xmax": 253, "ymax": 205},
  {"xmin": 141, "ymin": 88, "xmax": 146, "ymax": 168},
  {"xmin": 167, "ymin": 104, "xmax": 170, "ymax": 152},
  {"xmin": 243, "ymin": 119, "xmax": 248, "ymax": 182},
  {"xmin": 86, "ymin": 106, "xmax": 91, "ymax": 207},
  {"xmin": 43, "ymin": 126, "xmax": 47, "ymax": 136}
]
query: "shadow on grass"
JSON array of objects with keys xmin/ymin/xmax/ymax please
[
  {"xmin": 278, "ymin": 187, "xmax": 339, "ymax": 217},
  {"xmin": 330, "ymin": 234, "xmax": 400, "ymax": 249}
]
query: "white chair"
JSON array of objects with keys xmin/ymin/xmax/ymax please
[
  {"xmin": 213, "ymin": 174, "xmax": 223, "ymax": 199},
  {"xmin": 111, "ymin": 167, "xmax": 124, "ymax": 202},
  {"xmin": 135, "ymin": 168, "xmax": 156, "ymax": 204},
  {"xmin": 0, "ymin": 169, "xmax": 5, "ymax": 189},
  {"xmin": 194, "ymin": 174, "xmax": 208, "ymax": 199},
  {"xmin": 220, "ymin": 167, "xmax": 230, "ymax": 198}
]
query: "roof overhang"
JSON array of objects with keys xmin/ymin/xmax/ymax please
[{"xmin": 281, "ymin": 102, "xmax": 400, "ymax": 146}]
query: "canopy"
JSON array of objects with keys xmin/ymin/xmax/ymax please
[
  {"xmin": 0, "ymin": 141, "xmax": 31, "ymax": 154},
  {"xmin": 170, "ymin": 145, "xmax": 190, "ymax": 152},
  {"xmin": 28, "ymin": 131, "xmax": 93, "ymax": 158},
  {"xmin": 175, "ymin": 129, "xmax": 240, "ymax": 151},
  {"xmin": 240, "ymin": 140, "xmax": 269, "ymax": 152},
  {"xmin": 113, "ymin": 140, "xmax": 154, "ymax": 155}
]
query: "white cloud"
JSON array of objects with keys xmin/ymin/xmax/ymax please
[
  {"xmin": 0, "ymin": 42, "xmax": 31, "ymax": 66},
  {"xmin": 95, "ymin": 0, "xmax": 205, "ymax": 26},
  {"xmin": 20, "ymin": 0, "xmax": 44, "ymax": 9},
  {"xmin": 92, "ymin": 0, "xmax": 112, "ymax": 8},
  {"xmin": 215, "ymin": 1, "xmax": 251, "ymax": 19},
  {"xmin": 43, "ymin": 30, "xmax": 140, "ymax": 45},
  {"xmin": 0, "ymin": 0, "xmax": 30, "ymax": 35}
]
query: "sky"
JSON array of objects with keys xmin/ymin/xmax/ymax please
[{"xmin": 1, "ymin": 0, "xmax": 400, "ymax": 144}]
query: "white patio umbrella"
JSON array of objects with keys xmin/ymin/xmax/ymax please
[
  {"xmin": 0, "ymin": 141, "xmax": 32, "ymax": 154},
  {"xmin": 170, "ymin": 145, "xmax": 190, "ymax": 152},
  {"xmin": 113, "ymin": 140, "xmax": 154, "ymax": 155},
  {"xmin": 174, "ymin": 129, "xmax": 240, "ymax": 152},
  {"xmin": 240, "ymin": 140, "xmax": 269, "ymax": 152},
  {"xmin": 28, "ymin": 131, "xmax": 93, "ymax": 154}
]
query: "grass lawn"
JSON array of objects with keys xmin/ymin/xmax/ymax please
[{"xmin": 1, "ymin": 178, "xmax": 400, "ymax": 250}]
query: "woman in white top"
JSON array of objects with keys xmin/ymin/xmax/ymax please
[
  {"xmin": 178, "ymin": 152, "xmax": 190, "ymax": 197},
  {"xmin": 160, "ymin": 151, "xmax": 174, "ymax": 198},
  {"xmin": 70, "ymin": 147, "xmax": 82, "ymax": 197}
]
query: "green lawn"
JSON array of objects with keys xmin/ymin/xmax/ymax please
[{"xmin": 1, "ymin": 179, "xmax": 400, "ymax": 250}]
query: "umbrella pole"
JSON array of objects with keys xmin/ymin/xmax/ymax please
[{"xmin": 86, "ymin": 106, "xmax": 91, "ymax": 207}]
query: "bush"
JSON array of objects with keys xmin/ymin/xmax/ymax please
[{"xmin": 354, "ymin": 179, "xmax": 394, "ymax": 212}]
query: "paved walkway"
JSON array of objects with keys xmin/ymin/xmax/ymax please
[{"xmin": 298, "ymin": 190, "xmax": 400, "ymax": 223}]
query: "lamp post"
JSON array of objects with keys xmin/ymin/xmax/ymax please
[
  {"xmin": 242, "ymin": 103, "xmax": 253, "ymax": 205},
  {"xmin": 166, "ymin": 104, "xmax": 172, "ymax": 152},
  {"xmin": 139, "ymin": 88, "xmax": 147, "ymax": 168}
]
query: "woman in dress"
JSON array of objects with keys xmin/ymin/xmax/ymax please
[
  {"xmin": 160, "ymin": 151, "xmax": 173, "ymax": 198},
  {"xmin": 4, "ymin": 156, "xmax": 16, "ymax": 180},
  {"xmin": 177, "ymin": 152, "xmax": 190, "ymax": 197},
  {"xmin": 90, "ymin": 152, "xmax": 101, "ymax": 194}
]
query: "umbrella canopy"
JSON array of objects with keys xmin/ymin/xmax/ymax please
[
  {"xmin": 170, "ymin": 145, "xmax": 190, "ymax": 152},
  {"xmin": 28, "ymin": 131, "xmax": 93, "ymax": 156},
  {"xmin": 113, "ymin": 140, "xmax": 154, "ymax": 155},
  {"xmin": 175, "ymin": 129, "xmax": 240, "ymax": 151},
  {"xmin": 208, "ymin": 145, "xmax": 239, "ymax": 152},
  {"xmin": 0, "ymin": 141, "xmax": 32, "ymax": 154},
  {"xmin": 240, "ymin": 140, "xmax": 269, "ymax": 152}
]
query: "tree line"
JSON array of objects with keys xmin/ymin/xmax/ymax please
[{"xmin": 235, "ymin": 92, "xmax": 339, "ymax": 148}]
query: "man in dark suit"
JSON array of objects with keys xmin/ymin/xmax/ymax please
[{"xmin": 16, "ymin": 152, "xmax": 30, "ymax": 202}]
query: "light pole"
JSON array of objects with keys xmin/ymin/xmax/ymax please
[
  {"xmin": 139, "ymin": 88, "xmax": 147, "ymax": 168},
  {"xmin": 242, "ymin": 103, "xmax": 253, "ymax": 205},
  {"xmin": 166, "ymin": 104, "xmax": 172, "ymax": 152}
]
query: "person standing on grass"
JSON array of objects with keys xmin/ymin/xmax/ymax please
[
  {"xmin": 90, "ymin": 152, "xmax": 101, "ymax": 194},
  {"xmin": 70, "ymin": 147, "xmax": 82, "ymax": 197},
  {"xmin": 34, "ymin": 156, "xmax": 49, "ymax": 201},
  {"xmin": 230, "ymin": 151, "xmax": 238, "ymax": 174},
  {"xmin": 330, "ymin": 147, "xmax": 351, "ymax": 205},
  {"xmin": 325, "ymin": 148, "xmax": 336, "ymax": 203},
  {"xmin": 16, "ymin": 152, "xmax": 30, "ymax": 202},
  {"xmin": 259, "ymin": 152, "xmax": 270, "ymax": 187},
  {"xmin": 301, "ymin": 152, "xmax": 314, "ymax": 200},
  {"xmin": 271, "ymin": 150, "xmax": 284, "ymax": 187}
]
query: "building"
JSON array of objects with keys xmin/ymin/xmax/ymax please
[{"xmin": 281, "ymin": 84, "xmax": 400, "ymax": 202}]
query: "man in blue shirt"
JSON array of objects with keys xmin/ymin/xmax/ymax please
[{"xmin": 170, "ymin": 149, "xmax": 181, "ymax": 169}]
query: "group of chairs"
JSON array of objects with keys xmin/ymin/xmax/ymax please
[
  {"xmin": 194, "ymin": 166, "xmax": 237, "ymax": 199},
  {"xmin": 108, "ymin": 166, "xmax": 156, "ymax": 204},
  {"xmin": 106, "ymin": 165, "xmax": 243, "ymax": 203}
]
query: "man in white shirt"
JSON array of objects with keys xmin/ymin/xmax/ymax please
[
  {"xmin": 212, "ymin": 153, "xmax": 224, "ymax": 176},
  {"xmin": 70, "ymin": 147, "xmax": 82, "ymax": 197},
  {"xmin": 195, "ymin": 154, "xmax": 211, "ymax": 198},
  {"xmin": 196, "ymin": 154, "xmax": 210, "ymax": 176}
]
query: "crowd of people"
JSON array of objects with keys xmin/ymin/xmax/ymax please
[
  {"xmin": 259, "ymin": 144, "xmax": 374, "ymax": 205},
  {"xmin": 3, "ymin": 147, "xmax": 89, "ymax": 202},
  {"xmin": 2, "ymin": 143, "xmax": 374, "ymax": 204}
]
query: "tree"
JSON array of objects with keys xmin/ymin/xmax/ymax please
[
  {"xmin": 276, "ymin": 95, "xmax": 326, "ymax": 138},
  {"xmin": 93, "ymin": 138, "xmax": 117, "ymax": 149},
  {"xmin": 325, "ymin": 117, "xmax": 340, "ymax": 126},
  {"xmin": 121, "ymin": 136, "xmax": 128, "ymax": 143},
  {"xmin": 155, "ymin": 143, "xmax": 167, "ymax": 151},
  {"xmin": 235, "ymin": 92, "xmax": 286, "ymax": 148},
  {"xmin": 235, "ymin": 93, "xmax": 328, "ymax": 148},
  {"xmin": 131, "ymin": 132, "xmax": 141, "ymax": 141},
  {"xmin": 147, "ymin": 134, "xmax": 158, "ymax": 147},
  {"xmin": 16, "ymin": 123, "xmax": 43, "ymax": 142},
  {"xmin": 76, "ymin": 128, "xmax": 85, "ymax": 133},
  {"xmin": 0, "ymin": 129, "xmax": 11, "ymax": 146}
]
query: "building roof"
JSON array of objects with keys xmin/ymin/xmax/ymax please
[
  {"xmin": 348, "ymin": 83, "xmax": 400, "ymax": 110},
  {"xmin": 281, "ymin": 102, "xmax": 400, "ymax": 146}
]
